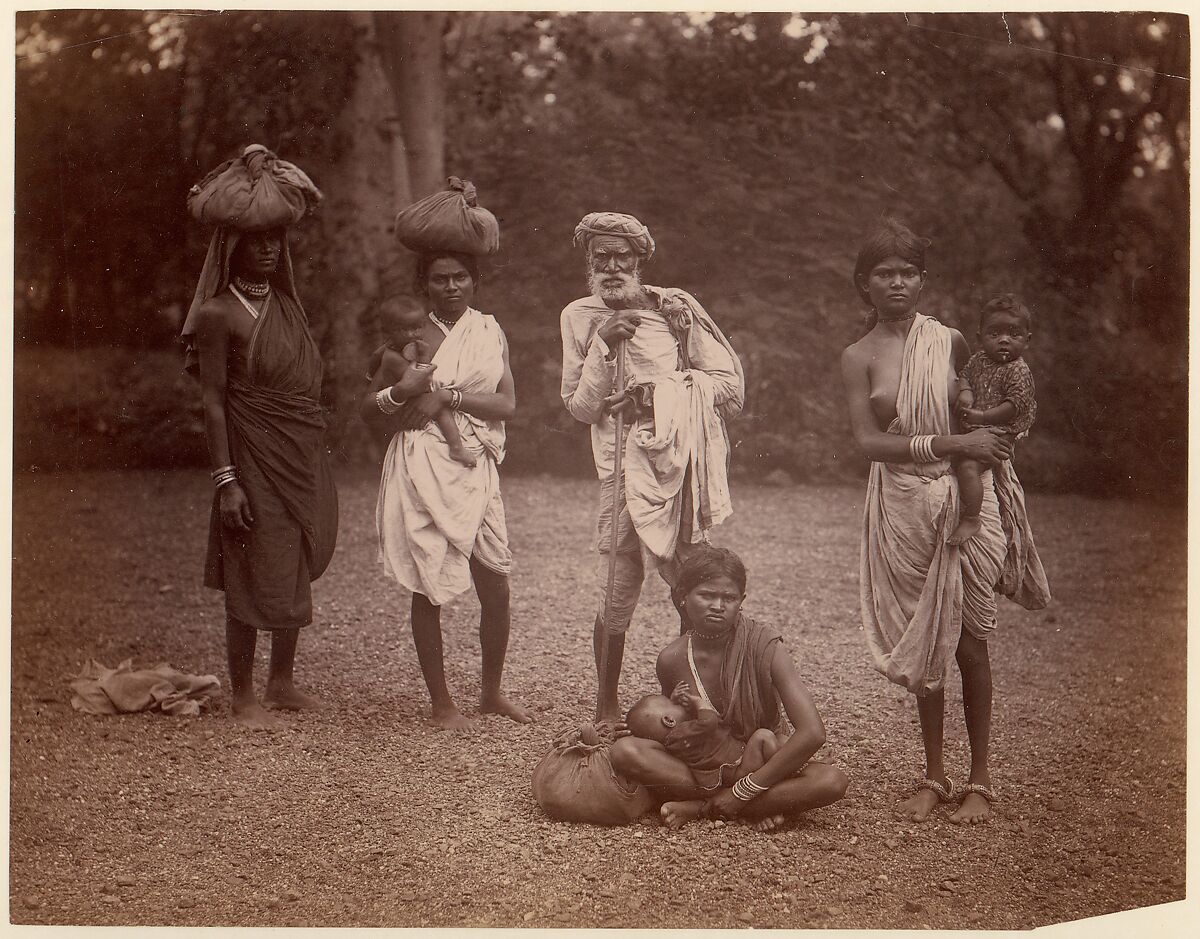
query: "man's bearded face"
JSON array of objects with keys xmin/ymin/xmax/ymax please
[{"xmin": 587, "ymin": 235, "xmax": 641, "ymax": 305}]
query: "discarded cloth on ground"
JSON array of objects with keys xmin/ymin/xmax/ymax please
[
  {"xmin": 70, "ymin": 659, "xmax": 221, "ymax": 717},
  {"xmin": 532, "ymin": 723, "xmax": 654, "ymax": 826}
]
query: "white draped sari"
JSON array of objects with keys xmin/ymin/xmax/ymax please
[
  {"xmin": 376, "ymin": 308, "xmax": 511, "ymax": 606},
  {"xmin": 860, "ymin": 314, "xmax": 1008, "ymax": 695}
]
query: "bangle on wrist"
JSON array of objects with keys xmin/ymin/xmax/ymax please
[
  {"xmin": 375, "ymin": 388, "xmax": 401, "ymax": 415},
  {"xmin": 213, "ymin": 467, "xmax": 238, "ymax": 490},
  {"xmin": 731, "ymin": 773, "xmax": 770, "ymax": 802},
  {"xmin": 908, "ymin": 435, "xmax": 937, "ymax": 464},
  {"xmin": 449, "ymin": 389, "xmax": 463, "ymax": 411}
]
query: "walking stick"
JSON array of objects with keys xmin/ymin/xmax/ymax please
[{"xmin": 598, "ymin": 338, "xmax": 627, "ymax": 719}]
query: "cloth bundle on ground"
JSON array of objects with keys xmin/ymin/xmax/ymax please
[
  {"xmin": 70, "ymin": 659, "xmax": 221, "ymax": 716},
  {"xmin": 532, "ymin": 723, "xmax": 655, "ymax": 825},
  {"xmin": 187, "ymin": 144, "xmax": 322, "ymax": 231},
  {"xmin": 394, "ymin": 177, "xmax": 500, "ymax": 255}
]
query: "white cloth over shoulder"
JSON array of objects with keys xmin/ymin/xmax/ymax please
[
  {"xmin": 559, "ymin": 287, "xmax": 743, "ymax": 478},
  {"xmin": 860, "ymin": 314, "xmax": 1006, "ymax": 696},
  {"xmin": 376, "ymin": 308, "xmax": 512, "ymax": 605},
  {"xmin": 623, "ymin": 370, "xmax": 731, "ymax": 563}
]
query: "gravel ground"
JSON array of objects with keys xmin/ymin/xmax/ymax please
[{"xmin": 7, "ymin": 469, "xmax": 1189, "ymax": 930}]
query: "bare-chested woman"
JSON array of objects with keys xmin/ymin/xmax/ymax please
[{"xmin": 840, "ymin": 219, "xmax": 1012, "ymax": 824}]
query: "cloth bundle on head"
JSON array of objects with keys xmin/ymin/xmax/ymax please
[
  {"xmin": 394, "ymin": 177, "xmax": 500, "ymax": 255},
  {"xmin": 187, "ymin": 143, "xmax": 322, "ymax": 230},
  {"xmin": 572, "ymin": 212, "xmax": 655, "ymax": 260},
  {"xmin": 181, "ymin": 144, "xmax": 317, "ymax": 372}
]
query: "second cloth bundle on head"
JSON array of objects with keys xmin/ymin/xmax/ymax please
[{"xmin": 394, "ymin": 177, "xmax": 500, "ymax": 255}]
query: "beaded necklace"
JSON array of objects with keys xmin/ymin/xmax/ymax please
[{"xmin": 233, "ymin": 276, "xmax": 270, "ymax": 300}]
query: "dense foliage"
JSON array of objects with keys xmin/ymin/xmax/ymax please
[{"xmin": 14, "ymin": 11, "xmax": 1188, "ymax": 495}]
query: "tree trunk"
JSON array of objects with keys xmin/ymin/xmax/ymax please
[
  {"xmin": 307, "ymin": 11, "xmax": 405, "ymax": 459},
  {"xmin": 374, "ymin": 11, "xmax": 447, "ymax": 201}
]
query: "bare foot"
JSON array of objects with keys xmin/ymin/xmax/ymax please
[
  {"xmin": 660, "ymin": 800, "xmax": 705, "ymax": 829},
  {"xmin": 263, "ymin": 683, "xmax": 324, "ymax": 711},
  {"xmin": 947, "ymin": 515, "xmax": 982, "ymax": 545},
  {"xmin": 749, "ymin": 813, "xmax": 786, "ymax": 832},
  {"xmin": 595, "ymin": 706, "xmax": 622, "ymax": 725},
  {"xmin": 448, "ymin": 444, "xmax": 477, "ymax": 468},
  {"xmin": 897, "ymin": 784, "xmax": 946, "ymax": 823},
  {"xmin": 480, "ymin": 693, "xmax": 534, "ymax": 724},
  {"xmin": 949, "ymin": 791, "xmax": 993, "ymax": 824},
  {"xmin": 431, "ymin": 704, "xmax": 476, "ymax": 732},
  {"xmin": 231, "ymin": 698, "xmax": 283, "ymax": 732}
]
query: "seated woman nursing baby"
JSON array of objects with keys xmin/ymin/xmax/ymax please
[{"xmin": 611, "ymin": 547, "xmax": 848, "ymax": 829}]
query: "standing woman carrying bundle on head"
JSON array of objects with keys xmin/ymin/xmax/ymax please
[
  {"xmin": 182, "ymin": 144, "xmax": 338, "ymax": 731},
  {"xmin": 363, "ymin": 177, "xmax": 532, "ymax": 731}
]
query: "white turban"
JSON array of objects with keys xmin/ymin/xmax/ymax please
[{"xmin": 572, "ymin": 212, "xmax": 655, "ymax": 260}]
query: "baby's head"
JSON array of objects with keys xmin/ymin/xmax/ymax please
[
  {"xmin": 978, "ymin": 294, "xmax": 1032, "ymax": 365},
  {"xmin": 626, "ymin": 694, "xmax": 689, "ymax": 744},
  {"xmin": 381, "ymin": 297, "xmax": 428, "ymax": 348}
]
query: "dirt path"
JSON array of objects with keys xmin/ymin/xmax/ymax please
[{"xmin": 7, "ymin": 470, "xmax": 1187, "ymax": 929}]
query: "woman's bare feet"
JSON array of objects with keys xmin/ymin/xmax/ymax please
[
  {"xmin": 263, "ymin": 682, "xmax": 324, "ymax": 712},
  {"xmin": 660, "ymin": 800, "xmax": 705, "ymax": 829},
  {"xmin": 431, "ymin": 703, "xmax": 476, "ymax": 732},
  {"xmin": 480, "ymin": 693, "xmax": 534, "ymax": 724},
  {"xmin": 897, "ymin": 777, "xmax": 952, "ymax": 822},
  {"xmin": 949, "ymin": 783, "xmax": 996, "ymax": 824},
  {"xmin": 231, "ymin": 698, "xmax": 283, "ymax": 732}
]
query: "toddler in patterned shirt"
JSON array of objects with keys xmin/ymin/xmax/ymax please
[{"xmin": 949, "ymin": 294, "xmax": 1037, "ymax": 545}]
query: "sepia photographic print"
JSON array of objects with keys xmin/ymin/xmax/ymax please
[{"xmin": 6, "ymin": 4, "xmax": 1191, "ymax": 934}]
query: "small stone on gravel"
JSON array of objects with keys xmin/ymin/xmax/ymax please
[{"xmin": 904, "ymin": 900, "xmax": 924, "ymax": 914}]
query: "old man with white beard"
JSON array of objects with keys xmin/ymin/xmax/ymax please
[{"xmin": 560, "ymin": 212, "xmax": 745, "ymax": 722}]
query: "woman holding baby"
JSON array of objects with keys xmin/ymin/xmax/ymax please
[{"xmin": 610, "ymin": 546, "xmax": 849, "ymax": 829}]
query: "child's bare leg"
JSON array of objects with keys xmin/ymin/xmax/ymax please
[
  {"xmin": 727, "ymin": 731, "xmax": 787, "ymax": 831},
  {"xmin": 948, "ymin": 458, "xmax": 985, "ymax": 545},
  {"xmin": 735, "ymin": 728, "xmax": 781, "ymax": 777},
  {"xmin": 436, "ymin": 410, "xmax": 476, "ymax": 467}
]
